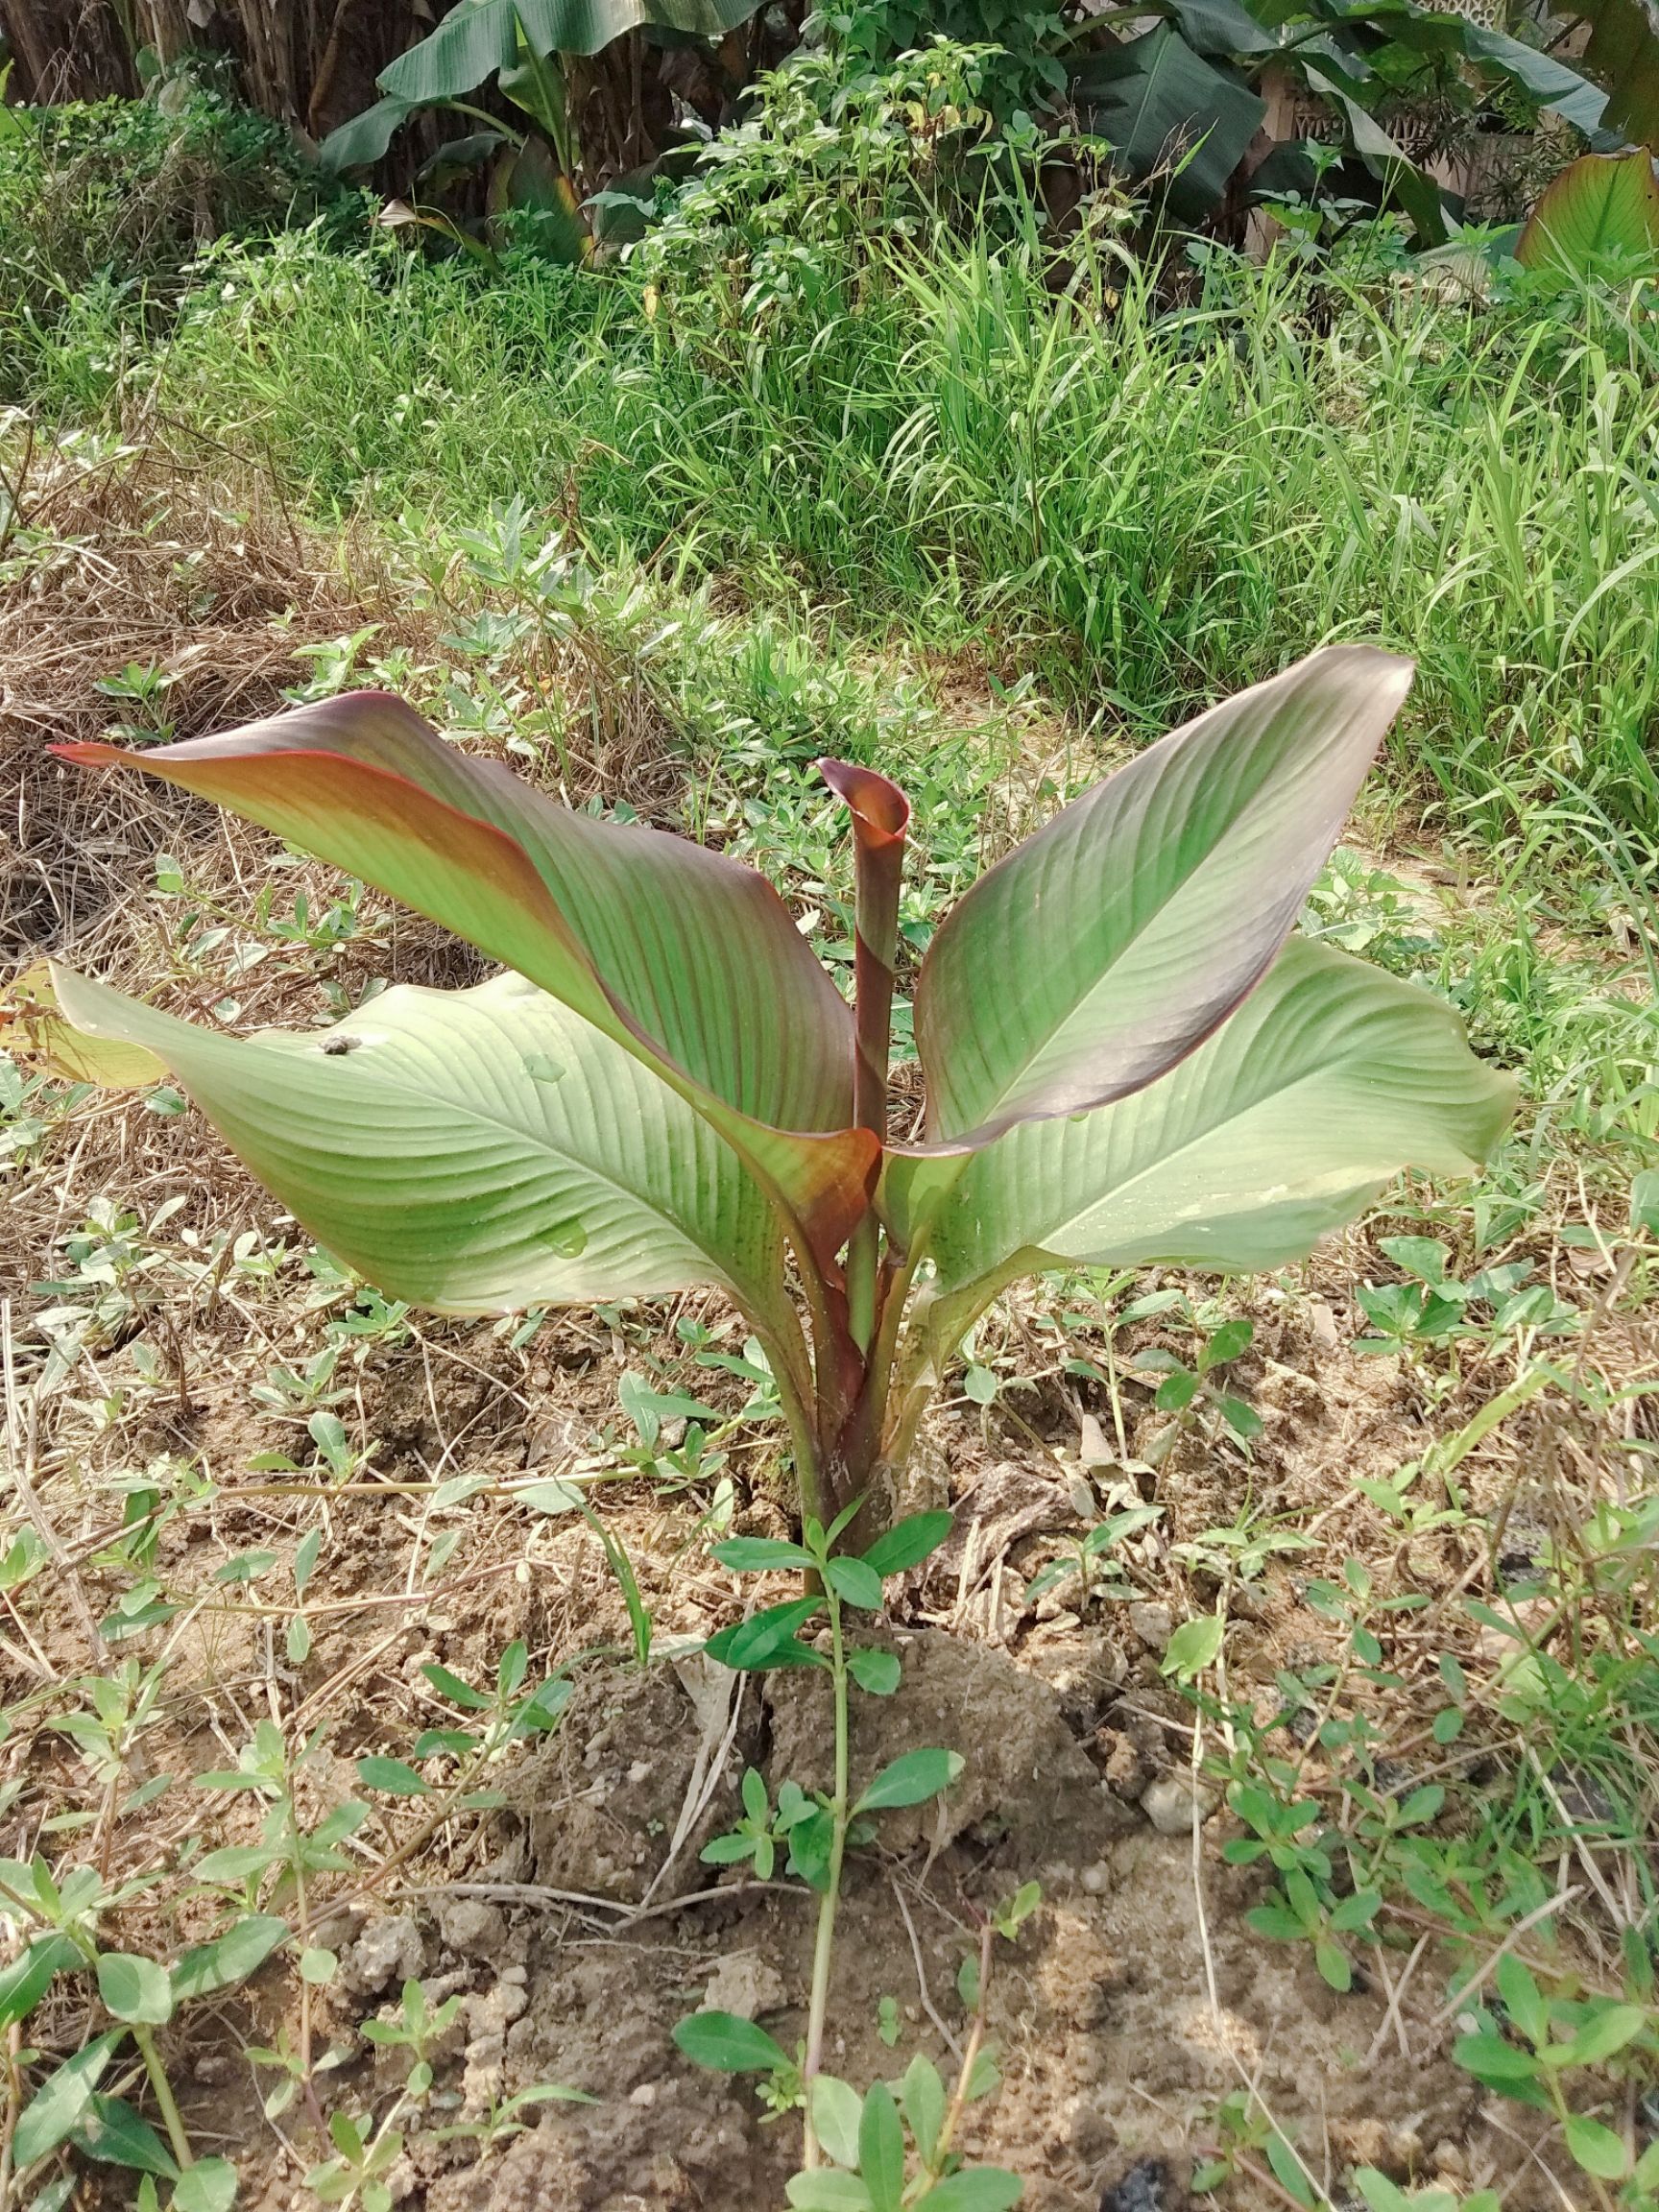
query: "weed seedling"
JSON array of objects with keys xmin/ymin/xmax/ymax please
[
  {"xmin": 94, "ymin": 659, "xmax": 179, "ymax": 745},
  {"xmin": 1453, "ymin": 1954, "xmax": 1658, "ymax": 2203},
  {"xmin": 1354, "ymin": 1235, "xmax": 1578, "ymax": 1378},
  {"xmin": 360, "ymin": 1977, "xmax": 465, "ymax": 2099},
  {"xmin": 429, "ymin": 2077, "xmax": 596, "ymax": 2156},
  {"xmin": 1022, "ymin": 1502, "xmax": 1163, "ymax": 1611},
  {"xmin": 0, "ymin": 1850, "xmax": 281, "ymax": 2200},
  {"xmin": 674, "ymin": 1507, "xmax": 1029, "ymax": 2203},
  {"xmin": 1132, "ymin": 1313, "xmax": 1262, "ymax": 1460}
]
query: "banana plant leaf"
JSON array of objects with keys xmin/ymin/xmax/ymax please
[
  {"xmin": 903, "ymin": 936, "xmax": 1514, "ymax": 1300},
  {"xmin": 1457, "ymin": 24, "xmax": 1610, "ymax": 144},
  {"xmin": 420, "ymin": 129, "xmax": 514, "ymax": 181},
  {"xmin": 0, "ymin": 961, "xmax": 164, "ymax": 1088},
  {"xmin": 379, "ymin": 0, "xmax": 763, "ymax": 107},
  {"xmin": 1160, "ymin": 0, "xmax": 1281, "ymax": 57},
  {"xmin": 319, "ymin": 94, "xmax": 420, "ymax": 171},
  {"xmin": 1246, "ymin": 137, "xmax": 1380, "ymax": 207},
  {"xmin": 488, "ymin": 134, "xmax": 593, "ymax": 260},
  {"xmin": 587, "ymin": 143, "xmax": 703, "ymax": 245},
  {"xmin": 1304, "ymin": 64, "xmax": 1448, "ymax": 243},
  {"xmin": 1564, "ymin": 0, "xmax": 1659, "ymax": 149},
  {"xmin": 1516, "ymin": 146, "xmax": 1659, "ymax": 270},
  {"xmin": 54, "ymin": 693, "xmax": 874, "ymax": 1262},
  {"xmin": 1073, "ymin": 26, "xmax": 1268, "ymax": 221},
  {"xmin": 913, "ymin": 646, "xmax": 1411, "ymax": 1149}
]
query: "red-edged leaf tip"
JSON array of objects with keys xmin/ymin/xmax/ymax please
[{"xmin": 51, "ymin": 741, "xmax": 128, "ymax": 764}]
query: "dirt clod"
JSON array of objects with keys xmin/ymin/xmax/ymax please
[
  {"xmin": 1126, "ymin": 1601, "xmax": 1173, "ymax": 1651},
  {"xmin": 698, "ymin": 1949, "xmax": 789, "ymax": 2020},
  {"xmin": 439, "ymin": 1896, "xmax": 509, "ymax": 1960},
  {"xmin": 344, "ymin": 1913, "xmax": 426, "ymax": 1996}
]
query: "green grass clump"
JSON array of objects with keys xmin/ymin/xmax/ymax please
[
  {"xmin": 119, "ymin": 208, "xmax": 1659, "ymax": 847},
  {"xmin": 0, "ymin": 88, "xmax": 350, "ymax": 411},
  {"xmin": 9, "ymin": 49, "xmax": 1659, "ymax": 848}
]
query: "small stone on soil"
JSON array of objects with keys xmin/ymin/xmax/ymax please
[
  {"xmin": 524, "ymin": 1412, "xmax": 584, "ymax": 1466},
  {"xmin": 1139, "ymin": 1775, "xmax": 1217, "ymax": 1835},
  {"xmin": 1127, "ymin": 1601, "xmax": 1173, "ymax": 1651},
  {"xmin": 468, "ymin": 1979, "xmax": 529, "ymax": 2035},
  {"xmin": 1307, "ymin": 1299, "xmax": 1340, "ymax": 1348},
  {"xmin": 438, "ymin": 1896, "xmax": 507, "ymax": 1960}
]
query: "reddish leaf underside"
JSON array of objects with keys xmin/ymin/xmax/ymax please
[{"xmin": 910, "ymin": 644, "xmax": 1415, "ymax": 1149}]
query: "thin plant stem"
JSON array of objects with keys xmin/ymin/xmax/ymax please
[
  {"xmin": 930, "ymin": 1920, "xmax": 995, "ymax": 2176},
  {"xmin": 131, "ymin": 2024, "xmax": 193, "ymax": 2171},
  {"xmin": 800, "ymin": 1585, "xmax": 850, "ymax": 2168},
  {"xmin": 291, "ymin": 1813, "xmax": 329, "ymax": 2138},
  {"xmin": 0, "ymin": 2020, "xmax": 22, "ymax": 2211},
  {"xmin": 860, "ymin": 1250, "xmax": 919, "ymax": 1457},
  {"xmin": 746, "ymin": 1317, "xmax": 826, "ymax": 1527}
]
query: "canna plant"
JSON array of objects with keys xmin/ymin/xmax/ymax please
[{"xmin": 39, "ymin": 646, "xmax": 1513, "ymax": 1544}]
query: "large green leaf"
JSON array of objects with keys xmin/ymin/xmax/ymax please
[
  {"xmin": 487, "ymin": 136, "xmax": 593, "ymax": 262},
  {"xmin": 49, "ymin": 967, "xmax": 798, "ymax": 1331},
  {"xmin": 902, "ymin": 937, "xmax": 1515, "ymax": 1299},
  {"xmin": 379, "ymin": 0, "xmax": 762, "ymax": 104},
  {"xmin": 912, "ymin": 645, "xmax": 1412, "ymax": 1150},
  {"xmin": 1073, "ymin": 27, "xmax": 1267, "ymax": 222},
  {"xmin": 1457, "ymin": 26, "xmax": 1608, "ymax": 144},
  {"xmin": 318, "ymin": 94, "xmax": 420, "ymax": 172},
  {"xmin": 56, "ymin": 696, "xmax": 871, "ymax": 1259},
  {"xmin": 1559, "ymin": 0, "xmax": 1659, "ymax": 149},
  {"xmin": 1161, "ymin": 0, "xmax": 1279, "ymax": 58},
  {"xmin": 1302, "ymin": 66, "xmax": 1448, "ymax": 245},
  {"xmin": 379, "ymin": 0, "xmax": 519, "ymax": 104},
  {"xmin": 1516, "ymin": 148, "xmax": 1659, "ymax": 271}
]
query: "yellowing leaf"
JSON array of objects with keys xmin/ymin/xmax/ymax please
[{"xmin": 0, "ymin": 962, "xmax": 166, "ymax": 1088}]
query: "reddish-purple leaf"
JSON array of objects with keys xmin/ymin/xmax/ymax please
[
  {"xmin": 819, "ymin": 757, "xmax": 909, "ymax": 1143},
  {"xmin": 55, "ymin": 692, "xmax": 875, "ymax": 1258}
]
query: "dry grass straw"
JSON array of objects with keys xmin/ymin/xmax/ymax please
[
  {"xmin": 4, "ymin": 432, "xmax": 394, "ymax": 954},
  {"xmin": 0, "ymin": 434, "xmax": 471, "ymax": 1332}
]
